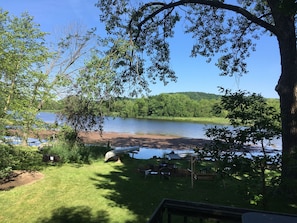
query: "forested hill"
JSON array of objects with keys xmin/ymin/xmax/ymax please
[
  {"xmin": 169, "ymin": 92, "xmax": 221, "ymax": 101},
  {"xmin": 43, "ymin": 91, "xmax": 279, "ymax": 121}
]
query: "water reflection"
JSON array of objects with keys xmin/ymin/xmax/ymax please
[
  {"xmin": 125, "ymin": 146, "xmax": 281, "ymax": 160},
  {"xmin": 37, "ymin": 112, "xmax": 224, "ymax": 139},
  {"xmin": 36, "ymin": 112, "xmax": 282, "ymax": 151},
  {"xmin": 3, "ymin": 136, "xmax": 46, "ymax": 146},
  {"xmin": 122, "ymin": 147, "xmax": 195, "ymax": 160}
]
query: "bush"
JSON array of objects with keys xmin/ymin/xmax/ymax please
[
  {"xmin": 16, "ymin": 148, "xmax": 44, "ymax": 170},
  {"xmin": 0, "ymin": 167, "xmax": 12, "ymax": 180},
  {"xmin": 41, "ymin": 125, "xmax": 109, "ymax": 164},
  {"xmin": 0, "ymin": 144, "xmax": 17, "ymax": 170},
  {"xmin": 0, "ymin": 144, "xmax": 43, "ymax": 180},
  {"xmin": 42, "ymin": 140, "xmax": 91, "ymax": 164},
  {"xmin": 57, "ymin": 125, "xmax": 79, "ymax": 143}
]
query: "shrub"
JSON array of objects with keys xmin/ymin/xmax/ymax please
[
  {"xmin": 0, "ymin": 144, "xmax": 43, "ymax": 180},
  {"xmin": 0, "ymin": 167, "xmax": 12, "ymax": 180},
  {"xmin": 42, "ymin": 140, "xmax": 91, "ymax": 164},
  {"xmin": 16, "ymin": 147, "xmax": 44, "ymax": 170},
  {"xmin": 40, "ymin": 125, "xmax": 109, "ymax": 164}
]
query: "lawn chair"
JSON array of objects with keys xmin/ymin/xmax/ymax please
[{"xmin": 159, "ymin": 167, "xmax": 171, "ymax": 180}]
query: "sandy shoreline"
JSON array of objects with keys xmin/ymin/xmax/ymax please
[
  {"xmin": 78, "ymin": 131, "xmax": 210, "ymax": 150},
  {"xmin": 9, "ymin": 129, "xmax": 210, "ymax": 150}
]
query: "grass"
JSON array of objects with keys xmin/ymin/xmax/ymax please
[{"xmin": 0, "ymin": 155, "xmax": 296, "ymax": 223}]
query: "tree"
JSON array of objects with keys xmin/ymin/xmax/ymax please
[
  {"xmin": 135, "ymin": 98, "xmax": 149, "ymax": 117},
  {"xmin": 204, "ymin": 89, "xmax": 282, "ymax": 207},
  {"xmin": 0, "ymin": 10, "xmax": 52, "ymax": 145},
  {"xmin": 96, "ymin": 0, "xmax": 297, "ymax": 183},
  {"xmin": 36, "ymin": 25, "xmax": 99, "ymax": 143},
  {"xmin": 0, "ymin": 10, "xmax": 97, "ymax": 145},
  {"xmin": 59, "ymin": 38, "xmax": 143, "ymax": 134}
]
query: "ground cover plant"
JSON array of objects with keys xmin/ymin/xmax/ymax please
[{"xmin": 0, "ymin": 150, "xmax": 296, "ymax": 223}]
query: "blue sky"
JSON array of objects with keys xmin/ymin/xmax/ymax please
[{"xmin": 1, "ymin": 0, "xmax": 280, "ymax": 98}]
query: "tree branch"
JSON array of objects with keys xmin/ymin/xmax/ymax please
[{"xmin": 129, "ymin": 0, "xmax": 278, "ymax": 42}]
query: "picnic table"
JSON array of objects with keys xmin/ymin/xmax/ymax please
[{"xmin": 143, "ymin": 162, "xmax": 176, "ymax": 179}]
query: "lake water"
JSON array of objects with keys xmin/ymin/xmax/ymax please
[
  {"xmin": 36, "ymin": 112, "xmax": 220, "ymax": 159},
  {"xmin": 37, "ymin": 112, "xmax": 221, "ymax": 139},
  {"xmin": 36, "ymin": 112, "xmax": 282, "ymax": 159}
]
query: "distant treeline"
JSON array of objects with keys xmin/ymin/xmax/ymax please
[{"xmin": 43, "ymin": 92, "xmax": 280, "ymax": 119}]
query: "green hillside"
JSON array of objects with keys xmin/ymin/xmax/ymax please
[{"xmin": 168, "ymin": 92, "xmax": 221, "ymax": 101}]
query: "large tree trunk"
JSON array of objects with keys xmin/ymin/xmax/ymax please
[{"xmin": 274, "ymin": 13, "xmax": 297, "ymax": 188}]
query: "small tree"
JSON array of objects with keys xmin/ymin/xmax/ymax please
[
  {"xmin": 58, "ymin": 38, "xmax": 144, "ymax": 137},
  {"xmin": 0, "ymin": 9, "xmax": 98, "ymax": 145},
  {"xmin": 204, "ymin": 89, "xmax": 281, "ymax": 208},
  {"xmin": 0, "ymin": 10, "xmax": 52, "ymax": 145}
]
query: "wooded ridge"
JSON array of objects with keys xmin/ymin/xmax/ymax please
[{"xmin": 43, "ymin": 91, "xmax": 280, "ymax": 120}]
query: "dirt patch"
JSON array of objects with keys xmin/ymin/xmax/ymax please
[
  {"xmin": 0, "ymin": 171, "xmax": 44, "ymax": 191},
  {"xmin": 79, "ymin": 131, "xmax": 210, "ymax": 150},
  {"xmin": 9, "ymin": 129, "xmax": 210, "ymax": 150}
]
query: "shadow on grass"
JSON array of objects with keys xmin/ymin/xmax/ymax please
[
  {"xmin": 36, "ymin": 206, "xmax": 109, "ymax": 223},
  {"xmin": 90, "ymin": 157, "xmax": 207, "ymax": 222},
  {"xmin": 90, "ymin": 156, "xmax": 297, "ymax": 222}
]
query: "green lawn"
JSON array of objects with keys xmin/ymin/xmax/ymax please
[{"xmin": 0, "ymin": 156, "xmax": 296, "ymax": 223}]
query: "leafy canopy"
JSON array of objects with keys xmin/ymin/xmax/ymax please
[
  {"xmin": 206, "ymin": 88, "xmax": 281, "ymax": 145},
  {"xmin": 96, "ymin": 0, "xmax": 283, "ymax": 86},
  {"xmin": 0, "ymin": 9, "xmax": 52, "ymax": 143}
]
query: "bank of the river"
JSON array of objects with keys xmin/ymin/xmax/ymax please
[
  {"xmin": 137, "ymin": 116, "xmax": 230, "ymax": 125},
  {"xmin": 41, "ymin": 110, "xmax": 229, "ymax": 125},
  {"xmin": 8, "ymin": 129, "xmax": 211, "ymax": 150},
  {"xmin": 79, "ymin": 131, "xmax": 211, "ymax": 150}
]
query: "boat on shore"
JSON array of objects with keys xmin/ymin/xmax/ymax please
[{"xmin": 104, "ymin": 146, "xmax": 140, "ymax": 162}]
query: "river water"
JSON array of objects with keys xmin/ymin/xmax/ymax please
[
  {"xmin": 36, "ymin": 112, "xmax": 216, "ymax": 159},
  {"xmin": 35, "ymin": 112, "xmax": 282, "ymax": 159},
  {"xmin": 37, "ymin": 112, "xmax": 222, "ymax": 139}
]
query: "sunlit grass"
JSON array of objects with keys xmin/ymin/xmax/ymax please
[
  {"xmin": 0, "ymin": 156, "xmax": 296, "ymax": 223},
  {"xmin": 0, "ymin": 162, "xmax": 137, "ymax": 223}
]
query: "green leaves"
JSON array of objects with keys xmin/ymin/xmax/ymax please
[
  {"xmin": 205, "ymin": 89, "xmax": 282, "ymax": 208},
  {"xmin": 0, "ymin": 9, "xmax": 53, "ymax": 145},
  {"xmin": 220, "ymin": 89, "xmax": 281, "ymax": 140},
  {"xmin": 96, "ymin": 0, "xmax": 273, "ymax": 80}
]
